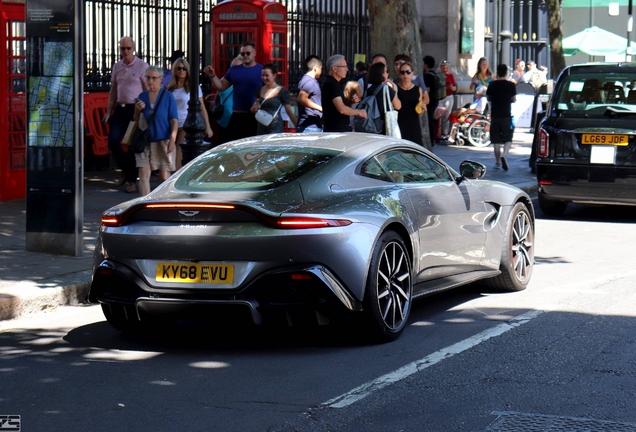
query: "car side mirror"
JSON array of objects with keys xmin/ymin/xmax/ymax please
[{"xmin": 459, "ymin": 160, "xmax": 486, "ymax": 179}]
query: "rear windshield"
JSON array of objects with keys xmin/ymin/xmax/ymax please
[
  {"xmin": 553, "ymin": 72, "xmax": 636, "ymax": 117},
  {"xmin": 174, "ymin": 146, "xmax": 340, "ymax": 191}
]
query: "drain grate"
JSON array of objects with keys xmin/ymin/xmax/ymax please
[{"xmin": 486, "ymin": 411, "xmax": 636, "ymax": 431}]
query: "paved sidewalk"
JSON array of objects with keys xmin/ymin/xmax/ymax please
[{"xmin": 0, "ymin": 129, "xmax": 537, "ymax": 321}]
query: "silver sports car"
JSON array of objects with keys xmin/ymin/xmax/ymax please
[{"xmin": 90, "ymin": 133, "xmax": 535, "ymax": 341}]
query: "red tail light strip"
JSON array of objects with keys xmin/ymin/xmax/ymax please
[
  {"xmin": 145, "ymin": 203, "xmax": 235, "ymax": 210},
  {"xmin": 101, "ymin": 203, "xmax": 352, "ymax": 229}
]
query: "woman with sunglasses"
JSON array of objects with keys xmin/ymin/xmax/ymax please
[
  {"xmin": 396, "ymin": 62, "xmax": 424, "ymax": 145},
  {"xmin": 166, "ymin": 58, "xmax": 213, "ymax": 170}
]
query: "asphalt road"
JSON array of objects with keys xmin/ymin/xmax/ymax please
[{"xmin": 1, "ymin": 203, "xmax": 636, "ymax": 431}]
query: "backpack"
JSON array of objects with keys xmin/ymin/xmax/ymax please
[
  {"xmin": 427, "ymin": 71, "xmax": 447, "ymax": 101},
  {"xmin": 352, "ymin": 84, "xmax": 385, "ymax": 134}
]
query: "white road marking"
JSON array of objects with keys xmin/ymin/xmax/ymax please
[{"xmin": 322, "ymin": 309, "xmax": 543, "ymax": 409}]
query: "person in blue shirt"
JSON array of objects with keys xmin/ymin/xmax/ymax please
[
  {"xmin": 203, "ymin": 41, "xmax": 263, "ymax": 140},
  {"xmin": 134, "ymin": 65, "xmax": 178, "ymax": 195}
]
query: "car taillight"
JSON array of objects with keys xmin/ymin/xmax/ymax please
[
  {"xmin": 538, "ymin": 129, "xmax": 549, "ymax": 157},
  {"xmin": 101, "ymin": 215, "xmax": 128, "ymax": 227},
  {"xmin": 275, "ymin": 217, "xmax": 352, "ymax": 229}
]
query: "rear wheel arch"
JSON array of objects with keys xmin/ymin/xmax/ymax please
[
  {"xmin": 383, "ymin": 222, "xmax": 414, "ymax": 264},
  {"xmin": 361, "ymin": 222, "xmax": 414, "ymax": 300},
  {"xmin": 362, "ymin": 229, "xmax": 413, "ymax": 342}
]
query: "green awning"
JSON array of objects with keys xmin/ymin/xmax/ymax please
[{"xmin": 563, "ymin": 0, "xmax": 630, "ymax": 7}]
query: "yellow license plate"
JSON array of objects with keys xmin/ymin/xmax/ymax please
[
  {"xmin": 156, "ymin": 263, "xmax": 234, "ymax": 284},
  {"xmin": 581, "ymin": 134, "xmax": 628, "ymax": 145}
]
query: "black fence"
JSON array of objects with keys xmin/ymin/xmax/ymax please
[
  {"xmin": 84, "ymin": 0, "xmax": 371, "ymax": 94},
  {"xmin": 484, "ymin": 0, "xmax": 550, "ymax": 75}
]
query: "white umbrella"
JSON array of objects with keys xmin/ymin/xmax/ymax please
[{"xmin": 562, "ymin": 26, "xmax": 635, "ymax": 57}]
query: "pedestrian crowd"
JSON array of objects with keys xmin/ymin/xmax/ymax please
[{"xmin": 102, "ymin": 36, "xmax": 549, "ymax": 197}]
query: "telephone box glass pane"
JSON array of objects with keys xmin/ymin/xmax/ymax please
[
  {"xmin": 12, "ymin": 21, "xmax": 25, "ymax": 37},
  {"xmin": 12, "ymin": 40, "xmax": 25, "ymax": 56},
  {"xmin": 12, "ymin": 58, "xmax": 25, "ymax": 74}
]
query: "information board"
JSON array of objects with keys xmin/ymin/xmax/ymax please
[{"xmin": 25, "ymin": 0, "xmax": 83, "ymax": 256}]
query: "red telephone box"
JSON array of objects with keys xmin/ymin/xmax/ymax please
[
  {"xmin": 0, "ymin": 2, "xmax": 26, "ymax": 201},
  {"xmin": 211, "ymin": 0, "xmax": 288, "ymax": 87}
]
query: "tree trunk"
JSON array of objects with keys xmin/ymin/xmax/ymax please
[
  {"xmin": 548, "ymin": 0, "xmax": 566, "ymax": 79},
  {"xmin": 367, "ymin": 0, "xmax": 432, "ymax": 150}
]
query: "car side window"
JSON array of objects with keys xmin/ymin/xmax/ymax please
[
  {"xmin": 376, "ymin": 150, "xmax": 453, "ymax": 184},
  {"xmin": 360, "ymin": 158, "xmax": 393, "ymax": 182}
]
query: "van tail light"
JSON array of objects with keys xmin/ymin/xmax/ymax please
[{"xmin": 538, "ymin": 129, "xmax": 549, "ymax": 157}]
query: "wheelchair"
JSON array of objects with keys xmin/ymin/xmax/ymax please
[{"xmin": 448, "ymin": 111, "xmax": 491, "ymax": 148}]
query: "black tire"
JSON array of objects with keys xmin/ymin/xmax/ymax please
[
  {"xmin": 363, "ymin": 231, "xmax": 412, "ymax": 342},
  {"xmin": 538, "ymin": 193, "xmax": 568, "ymax": 217},
  {"xmin": 467, "ymin": 119, "xmax": 491, "ymax": 147},
  {"xmin": 101, "ymin": 303, "xmax": 143, "ymax": 333},
  {"xmin": 485, "ymin": 202, "xmax": 534, "ymax": 292}
]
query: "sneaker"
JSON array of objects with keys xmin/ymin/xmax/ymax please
[
  {"xmin": 125, "ymin": 182, "xmax": 136, "ymax": 193},
  {"xmin": 495, "ymin": 163, "xmax": 501, "ymax": 169},
  {"xmin": 447, "ymin": 136, "xmax": 455, "ymax": 143},
  {"xmin": 501, "ymin": 156, "xmax": 509, "ymax": 171}
]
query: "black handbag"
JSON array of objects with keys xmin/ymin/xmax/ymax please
[
  {"xmin": 131, "ymin": 89, "xmax": 166, "ymax": 153},
  {"xmin": 212, "ymin": 89, "xmax": 232, "ymax": 120},
  {"xmin": 130, "ymin": 127, "xmax": 149, "ymax": 153}
]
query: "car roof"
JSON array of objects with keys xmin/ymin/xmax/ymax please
[
  {"xmin": 211, "ymin": 132, "xmax": 422, "ymax": 160},
  {"xmin": 563, "ymin": 62, "xmax": 636, "ymax": 76}
]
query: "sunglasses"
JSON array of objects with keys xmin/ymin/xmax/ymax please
[
  {"xmin": 146, "ymin": 76, "xmax": 161, "ymax": 80},
  {"xmin": 399, "ymin": 70, "xmax": 413, "ymax": 75},
  {"xmin": 176, "ymin": 66, "xmax": 187, "ymax": 71},
  {"xmin": 240, "ymin": 52, "xmax": 253, "ymax": 56},
  {"xmin": 120, "ymin": 47, "xmax": 133, "ymax": 51}
]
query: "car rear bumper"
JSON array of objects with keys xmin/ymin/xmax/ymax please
[
  {"xmin": 536, "ymin": 163, "xmax": 636, "ymax": 205},
  {"xmin": 90, "ymin": 259, "xmax": 362, "ymax": 326}
]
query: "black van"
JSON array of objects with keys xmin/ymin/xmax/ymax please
[{"xmin": 536, "ymin": 63, "xmax": 636, "ymax": 216}]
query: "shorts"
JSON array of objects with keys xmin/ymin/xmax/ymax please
[
  {"xmin": 135, "ymin": 139, "xmax": 175, "ymax": 171},
  {"xmin": 490, "ymin": 116, "xmax": 514, "ymax": 144}
]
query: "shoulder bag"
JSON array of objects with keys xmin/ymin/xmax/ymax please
[
  {"xmin": 131, "ymin": 89, "xmax": 166, "ymax": 153},
  {"xmin": 255, "ymin": 87, "xmax": 282, "ymax": 127},
  {"xmin": 383, "ymin": 85, "xmax": 402, "ymax": 139}
]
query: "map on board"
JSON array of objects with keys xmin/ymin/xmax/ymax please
[
  {"xmin": 43, "ymin": 41, "xmax": 73, "ymax": 77},
  {"xmin": 28, "ymin": 76, "xmax": 74, "ymax": 147},
  {"xmin": 28, "ymin": 41, "xmax": 74, "ymax": 147}
]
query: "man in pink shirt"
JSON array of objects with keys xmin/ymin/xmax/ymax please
[{"xmin": 102, "ymin": 36, "xmax": 148, "ymax": 193}]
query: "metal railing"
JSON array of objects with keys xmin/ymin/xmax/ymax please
[{"xmin": 84, "ymin": 0, "xmax": 370, "ymax": 93}]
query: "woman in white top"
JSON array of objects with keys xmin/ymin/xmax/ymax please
[{"xmin": 165, "ymin": 57, "xmax": 213, "ymax": 169}]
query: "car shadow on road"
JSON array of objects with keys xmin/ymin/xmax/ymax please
[{"xmin": 59, "ymin": 288, "xmax": 485, "ymax": 352}]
